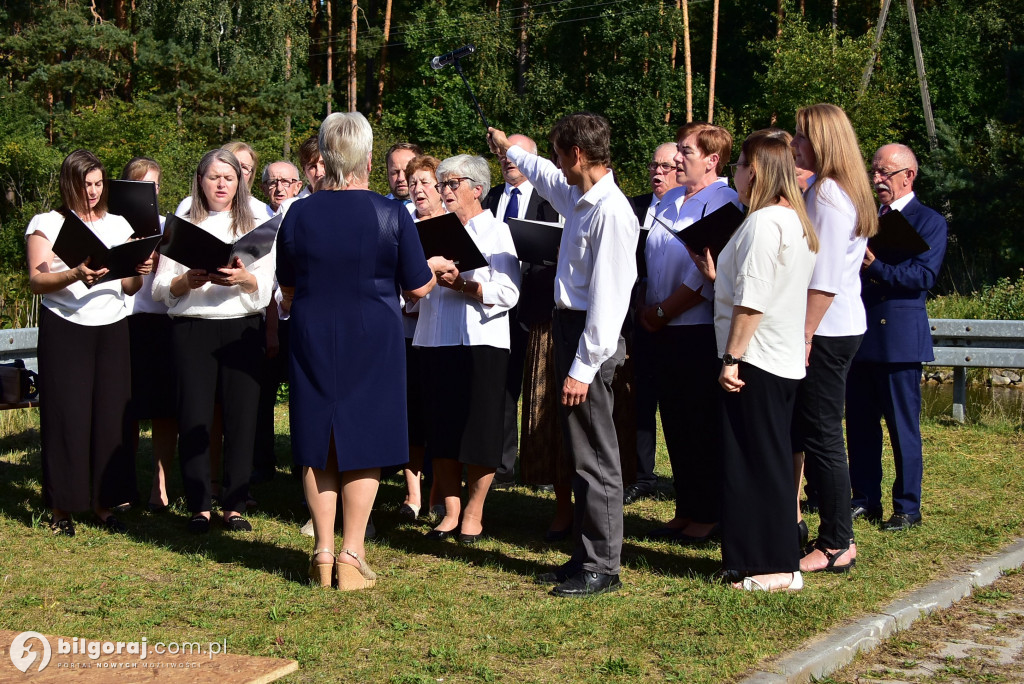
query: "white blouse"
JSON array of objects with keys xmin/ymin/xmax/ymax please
[
  {"xmin": 24, "ymin": 210, "xmax": 134, "ymax": 326},
  {"xmin": 805, "ymin": 177, "xmax": 868, "ymax": 337},
  {"xmin": 646, "ymin": 179, "xmax": 738, "ymax": 326},
  {"xmin": 412, "ymin": 211, "xmax": 520, "ymax": 349},
  {"xmin": 714, "ymin": 205, "xmax": 817, "ymax": 380},
  {"xmin": 151, "ymin": 210, "xmax": 274, "ymax": 318}
]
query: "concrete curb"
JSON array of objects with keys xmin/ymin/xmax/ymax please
[{"xmin": 739, "ymin": 538, "xmax": 1024, "ymax": 683}]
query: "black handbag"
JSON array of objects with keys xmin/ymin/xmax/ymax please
[{"xmin": 0, "ymin": 359, "xmax": 39, "ymax": 404}]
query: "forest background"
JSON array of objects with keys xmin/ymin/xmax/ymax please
[{"xmin": 1, "ymin": 0, "xmax": 1022, "ymax": 328}]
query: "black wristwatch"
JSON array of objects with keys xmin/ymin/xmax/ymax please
[{"xmin": 722, "ymin": 353, "xmax": 739, "ymax": 366}]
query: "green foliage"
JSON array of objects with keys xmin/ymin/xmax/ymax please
[{"xmin": 927, "ymin": 269, "xmax": 1024, "ymax": 321}]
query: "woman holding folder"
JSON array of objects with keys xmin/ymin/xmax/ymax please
[
  {"xmin": 25, "ymin": 149, "xmax": 152, "ymax": 536},
  {"xmin": 152, "ymin": 148, "xmax": 274, "ymax": 534},
  {"xmin": 413, "ymin": 155, "xmax": 520, "ymax": 543}
]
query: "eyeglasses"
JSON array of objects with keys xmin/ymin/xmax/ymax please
[
  {"xmin": 870, "ymin": 167, "xmax": 908, "ymax": 181},
  {"xmin": 435, "ymin": 177, "xmax": 470, "ymax": 192},
  {"xmin": 239, "ymin": 163, "xmax": 254, "ymax": 175},
  {"xmin": 266, "ymin": 179, "xmax": 299, "ymax": 189},
  {"xmin": 728, "ymin": 162, "xmax": 749, "ymax": 172},
  {"xmin": 648, "ymin": 163, "xmax": 676, "ymax": 173}
]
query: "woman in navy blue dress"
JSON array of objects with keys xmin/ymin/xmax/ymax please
[{"xmin": 278, "ymin": 112, "xmax": 448, "ymax": 590}]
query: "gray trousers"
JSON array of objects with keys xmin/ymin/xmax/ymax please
[{"xmin": 552, "ymin": 309, "xmax": 625, "ymax": 575}]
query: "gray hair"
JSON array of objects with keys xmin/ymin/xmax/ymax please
[
  {"xmin": 437, "ymin": 154, "xmax": 490, "ymax": 192},
  {"xmin": 189, "ymin": 148, "xmax": 255, "ymax": 237},
  {"xmin": 262, "ymin": 160, "xmax": 300, "ymax": 185},
  {"xmin": 319, "ymin": 112, "xmax": 373, "ymax": 189}
]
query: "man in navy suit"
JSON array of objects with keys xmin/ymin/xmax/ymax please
[
  {"xmin": 481, "ymin": 134, "xmax": 560, "ymax": 489},
  {"xmin": 846, "ymin": 143, "xmax": 947, "ymax": 531}
]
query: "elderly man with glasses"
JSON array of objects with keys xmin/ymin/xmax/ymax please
[
  {"xmin": 845, "ymin": 143, "xmax": 947, "ymax": 533},
  {"xmin": 262, "ymin": 161, "xmax": 303, "ymax": 213}
]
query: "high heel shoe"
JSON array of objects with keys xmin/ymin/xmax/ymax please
[
  {"xmin": 309, "ymin": 549, "xmax": 334, "ymax": 588},
  {"xmin": 335, "ymin": 549, "xmax": 377, "ymax": 591}
]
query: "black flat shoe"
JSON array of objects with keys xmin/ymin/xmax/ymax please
[
  {"xmin": 224, "ymin": 515, "xmax": 252, "ymax": 532},
  {"xmin": 111, "ymin": 502, "xmax": 132, "ymax": 514},
  {"xmin": 851, "ymin": 505, "xmax": 884, "ymax": 524},
  {"xmin": 536, "ymin": 562, "xmax": 582, "ymax": 584},
  {"xmin": 798, "ymin": 520, "xmax": 809, "ymax": 549},
  {"xmin": 804, "ymin": 544, "xmax": 855, "ymax": 574},
  {"xmin": 543, "ymin": 527, "xmax": 571, "ymax": 543},
  {"xmin": 49, "ymin": 517, "xmax": 75, "ymax": 537},
  {"xmin": 458, "ymin": 531, "xmax": 483, "ymax": 544},
  {"xmin": 425, "ymin": 528, "xmax": 456, "ymax": 540},
  {"xmin": 398, "ymin": 504, "xmax": 420, "ymax": 521},
  {"xmin": 675, "ymin": 524, "xmax": 720, "ymax": 546},
  {"xmin": 98, "ymin": 515, "xmax": 128, "ymax": 534},
  {"xmin": 881, "ymin": 512, "xmax": 922, "ymax": 532},
  {"xmin": 188, "ymin": 515, "xmax": 211, "ymax": 535},
  {"xmin": 550, "ymin": 570, "xmax": 622, "ymax": 597},
  {"xmin": 147, "ymin": 502, "xmax": 169, "ymax": 514}
]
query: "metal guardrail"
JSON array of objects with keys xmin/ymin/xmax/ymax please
[
  {"xmin": 1, "ymin": 327, "xmax": 38, "ymax": 374},
  {"xmin": 926, "ymin": 319, "xmax": 1024, "ymax": 422}
]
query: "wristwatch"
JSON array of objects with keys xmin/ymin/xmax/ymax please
[
  {"xmin": 722, "ymin": 353, "xmax": 739, "ymax": 366},
  {"xmin": 656, "ymin": 305, "xmax": 666, "ymax": 318}
]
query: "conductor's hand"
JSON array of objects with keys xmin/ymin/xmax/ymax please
[
  {"xmin": 561, "ymin": 375, "xmax": 590, "ymax": 407},
  {"xmin": 719, "ymin": 363, "xmax": 744, "ymax": 392},
  {"xmin": 73, "ymin": 257, "xmax": 109, "ymax": 286},
  {"xmin": 210, "ymin": 257, "xmax": 256, "ymax": 292},
  {"xmin": 487, "ymin": 127, "xmax": 510, "ymax": 156},
  {"xmin": 427, "ymin": 256, "xmax": 456, "ymax": 280}
]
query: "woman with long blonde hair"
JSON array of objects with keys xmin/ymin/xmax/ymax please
[
  {"xmin": 712, "ymin": 133, "xmax": 818, "ymax": 591},
  {"xmin": 790, "ymin": 103, "xmax": 877, "ymax": 575}
]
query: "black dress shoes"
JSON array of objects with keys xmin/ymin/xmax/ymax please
[
  {"xmin": 881, "ymin": 512, "xmax": 922, "ymax": 531},
  {"xmin": 550, "ymin": 570, "xmax": 622, "ymax": 597},
  {"xmin": 797, "ymin": 519, "xmax": 809, "ymax": 549},
  {"xmin": 535, "ymin": 562, "xmax": 582, "ymax": 584},
  {"xmin": 458, "ymin": 531, "xmax": 483, "ymax": 544},
  {"xmin": 851, "ymin": 505, "xmax": 884, "ymax": 524},
  {"xmin": 425, "ymin": 528, "xmax": 457, "ymax": 540},
  {"xmin": 623, "ymin": 483, "xmax": 655, "ymax": 505}
]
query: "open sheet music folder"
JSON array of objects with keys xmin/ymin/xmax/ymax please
[
  {"xmin": 107, "ymin": 179, "xmax": 161, "ymax": 237},
  {"xmin": 415, "ymin": 213, "xmax": 488, "ymax": 272},
  {"xmin": 158, "ymin": 214, "xmax": 282, "ymax": 272},
  {"xmin": 51, "ymin": 212, "xmax": 161, "ymax": 287},
  {"xmin": 668, "ymin": 202, "xmax": 745, "ymax": 259},
  {"xmin": 869, "ymin": 209, "xmax": 930, "ymax": 261},
  {"xmin": 507, "ymin": 218, "xmax": 562, "ymax": 266}
]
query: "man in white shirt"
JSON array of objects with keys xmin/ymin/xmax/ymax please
[
  {"xmin": 384, "ymin": 142, "xmax": 421, "ymax": 216},
  {"xmin": 489, "ymin": 114, "xmax": 639, "ymax": 597},
  {"xmin": 481, "ymin": 134, "xmax": 561, "ymax": 490},
  {"xmin": 627, "ymin": 142, "xmax": 682, "ymax": 505},
  {"xmin": 261, "ymin": 161, "xmax": 302, "ymax": 213}
]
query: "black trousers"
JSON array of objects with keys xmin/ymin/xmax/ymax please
[
  {"xmin": 793, "ymin": 333, "xmax": 863, "ymax": 549},
  {"xmin": 552, "ymin": 309, "xmax": 625, "ymax": 575},
  {"xmin": 498, "ymin": 307, "xmax": 529, "ymax": 477},
  {"xmin": 38, "ymin": 307, "xmax": 135, "ymax": 512},
  {"xmin": 173, "ymin": 315, "xmax": 263, "ymax": 514},
  {"xmin": 632, "ymin": 327, "xmax": 659, "ymax": 489},
  {"xmin": 720, "ymin": 362, "xmax": 800, "ymax": 576},
  {"xmin": 254, "ymin": 318, "xmax": 287, "ymax": 479}
]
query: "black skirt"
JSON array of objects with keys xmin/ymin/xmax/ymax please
[
  {"xmin": 420, "ymin": 344, "xmax": 508, "ymax": 469},
  {"xmin": 128, "ymin": 313, "xmax": 177, "ymax": 420}
]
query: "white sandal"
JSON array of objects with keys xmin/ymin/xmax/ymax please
[{"xmin": 740, "ymin": 571, "xmax": 803, "ymax": 592}]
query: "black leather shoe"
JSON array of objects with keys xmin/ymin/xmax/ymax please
[
  {"xmin": 623, "ymin": 483, "xmax": 655, "ymax": 505},
  {"xmin": 535, "ymin": 562, "xmax": 581, "ymax": 584},
  {"xmin": 425, "ymin": 528, "xmax": 457, "ymax": 540},
  {"xmin": 98, "ymin": 514, "xmax": 128, "ymax": 534},
  {"xmin": 675, "ymin": 524, "xmax": 720, "ymax": 546},
  {"xmin": 224, "ymin": 515, "xmax": 252, "ymax": 532},
  {"xmin": 49, "ymin": 517, "xmax": 75, "ymax": 537},
  {"xmin": 458, "ymin": 530, "xmax": 483, "ymax": 544},
  {"xmin": 188, "ymin": 515, "xmax": 211, "ymax": 535},
  {"xmin": 881, "ymin": 512, "xmax": 922, "ymax": 531},
  {"xmin": 851, "ymin": 505, "xmax": 884, "ymax": 524},
  {"xmin": 550, "ymin": 570, "xmax": 622, "ymax": 597},
  {"xmin": 797, "ymin": 519, "xmax": 809, "ymax": 549}
]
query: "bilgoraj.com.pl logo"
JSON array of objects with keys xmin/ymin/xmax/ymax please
[
  {"xmin": 9, "ymin": 631, "xmax": 52, "ymax": 673},
  {"xmin": 8, "ymin": 631, "xmax": 227, "ymax": 673}
]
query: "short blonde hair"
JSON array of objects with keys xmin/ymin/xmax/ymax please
[
  {"xmin": 795, "ymin": 103, "xmax": 877, "ymax": 238},
  {"xmin": 319, "ymin": 112, "xmax": 373, "ymax": 190}
]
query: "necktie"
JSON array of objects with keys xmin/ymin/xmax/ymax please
[
  {"xmin": 503, "ymin": 187, "xmax": 520, "ymax": 223},
  {"xmin": 880, "ymin": 204, "xmax": 891, "ymax": 216}
]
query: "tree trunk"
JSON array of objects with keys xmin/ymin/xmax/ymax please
[
  {"xmin": 376, "ymin": 0, "xmax": 392, "ymax": 121},
  {"xmin": 777, "ymin": 0, "xmax": 784, "ymax": 37},
  {"xmin": 516, "ymin": 0, "xmax": 529, "ymax": 95},
  {"xmin": 707, "ymin": 0, "xmax": 718, "ymax": 123},
  {"xmin": 284, "ymin": 32, "xmax": 292, "ymax": 157},
  {"xmin": 326, "ymin": 0, "xmax": 333, "ymax": 115},
  {"xmin": 683, "ymin": 0, "xmax": 692, "ymax": 122},
  {"xmin": 831, "ymin": 0, "xmax": 838, "ymax": 32},
  {"xmin": 348, "ymin": 0, "xmax": 357, "ymax": 112}
]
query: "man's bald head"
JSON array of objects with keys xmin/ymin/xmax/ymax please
[
  {"xmin": 501, "ymin": 134, "xmax": 538, "ymax": 186},
  {"xmin": 872, "ymin": 143, "xmax": 918, "ymax": 206}
]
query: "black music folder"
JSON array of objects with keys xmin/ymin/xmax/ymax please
[
  {"xmin": 415, "ymin": 213, "xmax": 488, "ymax": 271},
  {"xmin": 869, "ymin": 209, "xmax": 930, "ymax": 261},
  {"xmin": 158, "ymin": 214, "xmax": 282, "ymax": 272},
  {"xmin": 52, "ymin": 212, "xmax": 161, "ymax": 287},
  {"xmin": 507, "ymin": 218, "xmax": 562, "ymax": 266},
  {"xmin": 107, "ymin": 179, "xmax": 161, "ymax": 237},
  {"xmin": 670, "ymin": 202, "xmax": 745, "ymax": 258}
]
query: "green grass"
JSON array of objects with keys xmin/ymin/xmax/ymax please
[{"xmin": 0, "ymin": 406, "xmax": 1022, "ymax": 682}]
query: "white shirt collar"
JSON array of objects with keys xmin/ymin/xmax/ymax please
[{"xmin": 885, "ymin": 190, "xmax": 916, "ymax": 213}]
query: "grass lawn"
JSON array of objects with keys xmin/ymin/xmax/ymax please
[{"xmin": 0, "ymin": 404, "xmax": 1021, "ymax": 683}]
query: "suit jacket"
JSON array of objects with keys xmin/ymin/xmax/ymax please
[
  {"xmin": 629, "ymin": 193, "xmax": 655, "ymax": 281},
  {"xmin": 482, "ymin": 182, "xmax": 560, "ymax": 328},
  {"xmin": 856, "ymin": 196, "xmax": 947, "ymax": 364}
]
